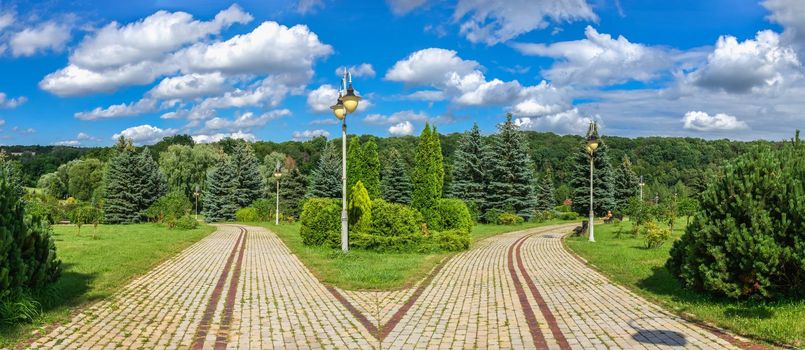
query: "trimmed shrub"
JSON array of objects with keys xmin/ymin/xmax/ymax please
[
  {"xmin": 426, "ymin": 198, "xmax": 473, "ymax": 234},
  {"xmin": 145, "ymin": 191, "xmax": 191, "ymax": 225},
  {"xmin": 497, "ymin": 213, "xmax": 524, "ymax": 225},
  {"xmin": 250, "ymin": 199, "xmax": 273, "ymax": 221},
  {"xmin": 348, "ymin": 181, "xmax": 372, "ymax": 233},
  {"xmin": 175, "ymin": 215, "xmax": 199, "ymax": 230},
  {"xmin": 299, "ymin": 198, "xmax": 341, "ymax": 246},
  {"xmin": 482, "ymin": 208, "xmax": 503, "ymax": 224},
  {"xmin": 642, "ymin": 221, "xmax": 670, "ymax": 249},
  {"xmin": 369, "ymin": 199, "xmax": 423, "ymax": 237},
  {"xmin": 555, "ymin": 204, "xmax": 571, "ymax": 213},
  {"xmin": 351, "ymin": 231, "xmax": 423, "ymax": 252},
  {"xmin": 558, "ymin": 211, "xmax": 579, "ymax": 220},
  {"xmin": 531, "ymin": 210, "xmax": 555, "ymax": 223},
  {"xmin": 235, "ymin": 207, "xmax": 259, "ymax": 222},
  {"xmin": 667, "ymin": 134, "xmax": 805, "ymax": 299},
  {"xmin": 425, "ymin": 229, "xmax": 471, "ymax": 252}
]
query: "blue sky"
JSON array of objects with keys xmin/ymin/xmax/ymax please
[{"xmin": 0, "ymin": 0, "xmax": 803, "ymax": 146}]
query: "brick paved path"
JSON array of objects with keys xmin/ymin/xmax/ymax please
[{"xmin": 29, "ymin": 224, "xmax": 753, "ymax": 349}]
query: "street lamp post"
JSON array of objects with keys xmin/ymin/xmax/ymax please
[
  {"xmin": 330, "ymin": 71, "xmax": 362, "ymax": 253},
  {"xmin": 585, "ymin": 121, "xmax": 601, "ymax": 242},
  {"xmin": 274, "ymin": 161, "xmax": 282, "ymax": 225},
  {"xmin": 193, "ymin": 185, "xmax": 200, "ymax": 220},
  {"xmin": 639, "ymin": 175, "xmax": 645, "ymax": 201}
]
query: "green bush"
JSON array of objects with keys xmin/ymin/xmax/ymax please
[
  {"xmin": 642, "ymin": 221, "xmax": 670, "ymax": 249},
  {"xmin": 426, "ymin": 198, "xmax": 473, "ymax": 234},
  {"xmin": 496, "ymin": 213, "xmax": 524, "ymax": 225},
  {"xmin": 349, "ymin": 181, "xmax": 372, "ymax": 232},
  {"xmin": 482, "ymin": 208, "xmax": 503, "ymax": 224},
  {"xmin": 530, "ymin": 210, "xmax": 555, "ymax": 223},
  {"xmin": 369, "ymin": 199, "xmax": 423, "ymax": 237},
  {"xmin": 174, "ymin": 215, "xmax": 199, "ymax": 230},
  {"xmin": 250, "ymin": 199, "xmax": 273, "ymax": 221},
  {"xmin": 235, "ymin": 207, "xmax": 259, "ymax": 222},
  {"xmin": 351, "ymin": 231, "xmax": 423, "ymax": 252},
  {"xmin": 558, "ymin": 211, "xmax": 579, "ymax": 220},
  {"xmin": 554, "ymin": 204, "xmax": 571, "ymax": 213},
  {"xmin": 426, "ymin": 229, "xmax": 470, "ymax": 252},
  {"xmin": 667, "ymin": 134, "xmax": 805, "ymax": 299},
  {"xmin": 145, "ymin": 191, "xmax": 191, "ymax": 225},
  {"xmin": 299, "ymin": 198, "xmax": 341, "ymax": 246}
]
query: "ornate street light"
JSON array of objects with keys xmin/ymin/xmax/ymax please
[
  {"xmin": 639, "ymin": 175, "xmax": 645, "ymax": 201},
  {"xmin": 193, "ymin": 185, "xmax": 201, "ymax": 220},
  {"xmin": 330, "ymin": 71, "xmax": 361, "ymax": 252},
  {"xmin": 585, "ymin": 121, "xmax": 601, "ymax": 242},
  {"xmin": 274, "ymin": 161, "xmax": 282, "ymax": 226}
]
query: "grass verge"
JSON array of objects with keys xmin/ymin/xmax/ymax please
[
  {"xmin": 251, "ymin": 219, "xmax": 574, "ymax": 291},
  {"xmin": 565, "ymin": 220, "xmax": 804, "ymax": 348},
  {"xmin": 0, "ymin": 223, "xmax": 215, "ymax": 348}
]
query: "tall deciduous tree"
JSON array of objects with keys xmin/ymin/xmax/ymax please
[
  {"xmin": 66, "ymin": 158, "xmax": 104, "ymax": 202},
  {"xmin": 202, "ymin": 159, "xmax": 238, "ymax": 222},
  {"xmin": 613, "ymin": 155, "xmax": 640, "ymax": 210},
  {"xmin": 411, "ymin": 123, "xmax": 444, "ymax": 211},
  {"xmin": 381, "ymin": 148, "xmax": 412, "ymax": 204},
  {"xmin": 570, "ymin": 142, "xmax": 616, "ymax": 216},
  {"xmin": 487, "ymin": 114, "xmax": 535, "ymax": 218},
  {"xmin": 535, "ymin": 164, "xmax": 555, "ymax": 211},
  {"xmin": 449, "ymin": 123, "xmax": 489, "ymax": 215},
  {"xmin": 159, "ymin": 144, "xmax": 225, "ymax": 200},
  {"xmin": 309, "ymin": 141, "xmax": 342, "ymax": 198},
  {"xmin": 230, "ymin": 141, "xmax": 262, "ymax": 207}
]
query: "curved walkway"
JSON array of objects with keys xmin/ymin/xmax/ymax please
[{"xmin": 28, "ymin": 224, "xmax": 756, "ymax": 349}]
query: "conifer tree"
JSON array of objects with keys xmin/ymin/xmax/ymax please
[
  {"xmin": 487, "ymin": 114, "xmax": 535, "ymax": 218},
  {"xmin": 381, "ymin": 148, "xmax": 412, "ymax": 204},
  {"xmin": 535, "ymin": 164, "xmax": 555, "ymax": 211},
  {"xmin": 309, "ymin": 141, "xmax": 342, "ymax": 198},
  {"xmin": 411, "ymin": 123, "xmax": 444, "ymax": 211},
  {"xmin": 230, "ymin": 141, "xmax": 262, "ymax": 207},
  {"xmin": 104, "ymin": 149, "xmax": 138, "ymax": 224},
  {"xmin": 361, "ymin": 137, "xmax": 381, "ymax": 198},
  {"xmin": 346, "ymin": 137, "xmax": 363, "ymax": 191},
  {"xmin": 280, "ymin": 167, "xmax": 309, "ymax": 217},
  {"xmin": 449, "ymin": 123, "xmax": 489, "ymax": 214},
  {"xmin": 135, "ymin": 148, "xmax": 167, "ymax": 219},
  {"xmin": 203, "ymin": 160, "xmax": 238, "ymax": 222},
  {"xmin": 613, "ymin": 155, "xmax": 640, "ymax": 211},
  {"xmin": 570, "ymin": 142, "xmax": 616, "ymax": 216}
]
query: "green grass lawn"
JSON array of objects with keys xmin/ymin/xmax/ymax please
[
  {"xmin": 566, "ymin": 220, "xmax": 804, "ymax": 348},
  {"xmin": 251, "ymin": 219, "xmax": 575, "ymax": 291},
  {"xmin": 0, "ymin": 223, "xmax": 215, "ymax": 348}
]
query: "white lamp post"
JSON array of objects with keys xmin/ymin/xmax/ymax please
[
  {"xmin": 330, "ymin": 71, "xmax": 362, "ymax": 253},
  {"xmin": 193, "ymin": 185, "xmax": 200, "ymax": 220},
  {"xmin": 585, "ymin": 121, "xmax": 601, "ymax": 242},
  {"xmin": 274, "ymin": 161, "xmax": 282, "ymax": 225},
  {"xmin": 639, "ymin": 175, "xmax": 644, "ymax": 201}
]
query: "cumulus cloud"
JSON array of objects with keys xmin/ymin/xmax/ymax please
[
  {"xmin": 307, "ymin": 84, "xmax": 339, "ymax": 113},
  {"xmin": 9, "ymin": 21, "xmax": 71, "ymax": 57},
  {"xmin": 0, "ymin": 92, "xmax": 27, "ymax": 108},
  {"xmin": 404, "ymin": 90, "xmax": 445, "ymax": 101},
  {"xmin": 292, "ymin": 129, "xmax": 329, "ymax": 140},
  {"xmin": 364, "ymin": 110, "xmax": 429, "ymax": 125},
  {"xmin": 454, "ymin": 0, "xmax": 597, "ymax": 45},
  {"xmin": 385, "ymin": 48, "xmax": 480, "ymax": 86},
  {"xmin": 682, "ymin": 111, "xmax": 748, "ymax": 131},
  {"xmin": 763, "ymin": 0, "xmax": 805, "ymax": 59},
  {"xmin": 688, "ymin": 30, "xmax": 802, "ymax": 93},
  {"xmin": 203, "ymin": 109, "xmax": 289, "ymax": 131},
  {"xmin": 0, "ymin": 12, "xmax": 13, "ymax": 32},
  {"xmin": 112, "ymin": 124, "xmax": 177, "ymax": 145},
  {"xmin": 54, "ymin": 140, "xmax": 80, "ymax": 146},
  {"xmin": 149, "ymin": 72, "xmax": 227, "ymax": 99},
  {"xmin": 512, "ymin": 26, "xmax": 673, "ymax": 86},
  {"xmin": 514, "ymin": 108, "xmax": 594, "ymax": 135},
  {"xmin": 388, "ymin": 121, "xmax": 415, "ymax": 136},
  {"xmin": 336, "ymin": 63, "xmax": 376, "ymax": 78},
  {"xmin": 75, "ymin": 98, "xmax": 158, "ymax": 120},
  {"xmin": 193, "ymin": 131, "xmax": 256, "ymax": 144}
]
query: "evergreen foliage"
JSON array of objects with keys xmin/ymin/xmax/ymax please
[
  {"xmin": 361, "ymin": 138, "xmax": 381, "ymax": 198},
  {"xmin": 104, "ymin": 150, "xmax": 138, "ymax": 224},
  {"xmin": 613, "ymin": 155, "xmax": 640, "ymax": 211},
  {"xmin": 486, "ymin": 114, "xmax": 535, "ymax": 219},
  {"xmin": 279, "ymin": 166, "xmax": 308, "ymax": 217},
  {"xmin": 570, "ymin": 142, "xmax": 616, "ymax": 216},
  {"xmin": 381, "ymin": 148, "xmax": 412, "ymax": 204},
  {"xmin": 449, "ymin": 123, "xmax": 488, "ymax": 215},
  {"xmin": 535, "ymin": 164, "xmax": 555, "ymax": 211},
  {"xmin": 230, "ymin": 141, "xmax": 262, "ymax": 207},
  {"xmin": 667, "ymin": 132, "xmax": 805, "ymax": 299},
  {"xmin": 135, "ymin": 148, "xmax": 167, "ymax": 218},
  {"xmin": 202, "ymin": 160, "xmax": 239, "ymax": 223},
  {"xmin": 348, "ymin": 181, "xmax": 372, "ymax": 232},
  {"xmin": 309, "ymin": 141, "xmax": 342, "ymax": 198},
  {"xmin": 411, "ymin": 123, "xmax": 444, "ymax": 211},
  {"xmin": 347, "ymin": 137, "xmax": 363, "ymax": 191}
]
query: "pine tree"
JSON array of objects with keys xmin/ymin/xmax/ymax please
[
  {"xmin": 570, "ymin": 142, "xmax": 616, "ymax": 216},
  {"xmin": 280, "ymin": 167, "xmax": 309, "ymax": 217},
  {"xmin": 135, "ymin": 148, "xmax": 167, "ymax": 219},
  {"xmin": 361, "ymin": 137, "xmax": 381, "ymax": 199},
  {"xmin": 411, "ymin": 123, "xmax": 444, "ymax": 211},
  {"xmin": 382, "ymin": 148, "xmax": 412, "ymax": 204},
  {"xmin": 104, "ymin": 150, "xmax": 139, "ymax": 224},
  {"xmin": 487, "ymin": 114, "xmax": 535, "ymax": 218},
  {"xmin": 309, "ymin": 141, "xmax": 342, "ymax": 198},
  {"xmin": 203, "ymin": 160, "xmax": 239, "ymax": 222},
  {"xmin": 449, "ymin": 123, "xmax": 489, "ymax": 214},
  {"xmin": 535, "ymin": 164, "xmax": 555, "ymax": 211},
  {"xmin": 613, "ymin": 155, "xmax": 640, "ymax": 211},
  {"xmin": 230, "ymin": 141, "xmax": 262, "ymax": 207}
]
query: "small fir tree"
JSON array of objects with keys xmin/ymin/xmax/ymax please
[
  {"xmin": 449, "ymin": 123, "xmax": 489, "ymax": 215},
  {"xmin": 411, "ymin": 123, "xmax": 444, "ymax": 211},
  {"xmin": 348, "ymin": 181, "xmax": 372, "ymax": 232},
  {"xmin": 202, "ymin": 160, "xmax": 239, "ymax": 222},
  {"xmin": 381, "ymin": 148, "xmax": 412, "ymax": 204},
  {"xmin": 535, "ymin": 164, "xmax": 555, "ymax": 211},
  {"xmin": 135, "ymin": 148, "xmax": 167, "ymax": 220},
  {"xmin": 104, "ymin": 149, "xmax": 139, "ymax": 224},
  {"xmin": 486, "ymin": 114, "xmax": 535, "ymax": 219},
  {"xmin": 230, "ymin": 141, "xmax": 262, "ymax": 207},
  {"xmin": 613, "ymin": 155, "xmax": 640, "ymax": 211},
  {"xmin": 361, "ymin": 137, "xmax": 382, "ymax": 199},
  {"xmin": 309, "ymin": 141, "xmax": 342, "ymax": 198},
  {"xmin": 279, "ymin": 167, "xmax": 309, "ymax": 217}
]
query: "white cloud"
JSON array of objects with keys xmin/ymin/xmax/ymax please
[
  {"xmin": 307, "ymin": 84, "xmax": 339, "ymax": 113},
  {"xmin": 386, "ymin": 0, "xmax": 428, "ymax": 15},
  {"xmin": 364, "ymin": 110, "xmax": 429, "ymax": 125},
  {"xmin": 454, "ymin": 0, "xmax": 597, "ymax": 45},
  {"xmin": 385, "ymin": 48, "xmax": 480, "ymax": 86},
  {"xmin": 0, "ymin": 119, "xmax": 5, "ymax": 127},
  {"xmin": 763, "ymin": 0, "xmax": 805, "ymax": 59},
  {"xmin": 512, "ymin": 26, "xmax": 673, "ymax": 86},
  {"xmin": 688, "ymin": 30, "xmax": 801, "ymax": 93},
  {"xmin": 40, "ymin": 60, "xmax": 177, "ymax": 96},
  {"xmin": 192, "ymin": 131, "xmax": 256, "ymax": 144},
  {"xmin": 336, "ymin": 63, "xmax": 376, "ymax": 78},
  {"xmin": 149, "ymin": 72, "xmax": 227, "ymax": 99},
  {"xmin": 112, "ymin": 124, "xmax": 178, "ymax": 145},
  {"xmin": 292, "ymin": 129, "xmax": 329, "ymax": 140},
  {"xmin": 297, "ymin": 0, "xmax": 325, "ymax": 14},
  {"xmin": 203, "ymin": 109, "xmax": 289, "ymax": 131},
  {"xmin": 0, "ymin": 92, "xmax": 27, "ymax": 108},
  {"xmin": 682, "ymin": 111, "xmax": 748, "ymax": 131},
  {"xmin": 76, "ymin": 132, "xmax": 93, "ymax": 140},
  {"xmin": 75, "ymin": 98, "xmax": 158, "ymax": 120},
  {"xmin": 0, "ymin": 12, "xmax": 13, "ymax": 32},
  {"xmin": 388, "ymin": 121, "xmax": 414, "ymax": 136},
  {"xmin": 404, "ymin": 90, "xmax": 445, "ymax": 101},
  {"xmin": 9, "ymin": 21, "xmax": 71, "ymax": 57},
  {"xmin": 54, "ymin": 140, "xmax": 80, "ymax": 146},
  {"xmin": 514, "ymin": 108, "xmax": 594, "ymax": 135}
]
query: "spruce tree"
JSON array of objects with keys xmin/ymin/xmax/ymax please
[
  {"xmin": 411, "ymin": 123, "xmax": 444, "ymax": 211},
  {"xmin": 230, "ymin": 141, "xmax": 262, "ymax": 207},
  {"xmin": 135, "ymin": 148, "xmax": 167, "ymax": 220},
  {"xmin": 203, "ymin": 160, "xmax": 238, "ymax": 222},
  {"xmin": 361, "ymin": 137, "xmax": 381, "ymax": 199},
  {"xmin": 382, "ymin": 148, "xmax": 412, "ymax": 204},
  {"xmin": 487, "ymin": 114, "xmax": 535, "ymax": 219},
  {"xmin": 309, "ymin": 141, "xmax": 342, "ymax": 198},
  {"xmin": 449, "ymin": 123, "xmax": 489, "ymax": 214},
  {"xmin": 104, "ymin": 150, "xmax": 139, "ymax": 224},
  {"xmin": 570, "ymin": 142, "xmax": 616, "ymax": 216},
  {"xmin": 535, "ymin": 164, "xmax": 555, "ymax": 211},
  {"xmin": 613, "ymin": 155, "xmax": 640, "ymax": 211},
  {"xmin": 280, "ymin": 167, "xmax": 309, "ymax": 217}
]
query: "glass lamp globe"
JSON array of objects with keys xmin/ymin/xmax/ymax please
[
  {"xmin": 341, "ymin": 84, "xmax": 361, "ymax": 113},
  {"xmin": 330, "ymin": 99, "xmax": 346, "ymax": 120}
]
